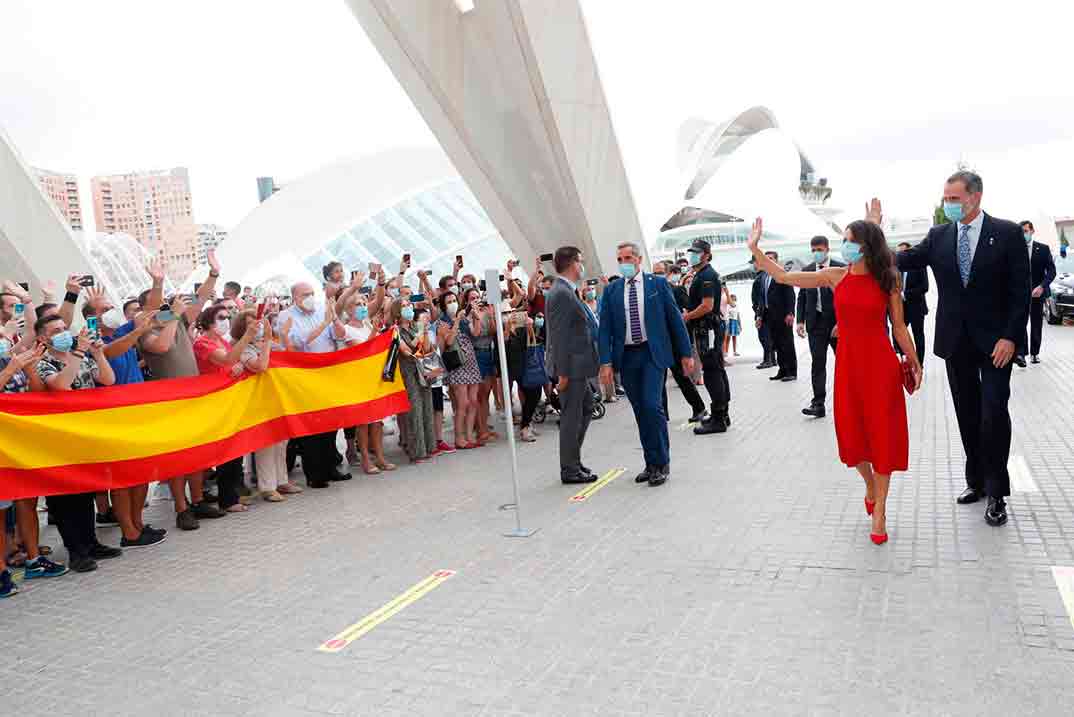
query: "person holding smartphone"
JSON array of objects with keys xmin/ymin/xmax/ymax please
[{"xmin": 438, "ymin": 288, "xmax": 483, "ymax": 450}]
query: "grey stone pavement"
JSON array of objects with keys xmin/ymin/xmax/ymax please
[{"xmin": 3, "ymin": 307, "xmax": 1074, "ymax": 716}]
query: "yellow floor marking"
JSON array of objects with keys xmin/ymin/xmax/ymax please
[
  {"xmin": 317, "ymin": 570, "xmax": 455, "ymax": 653},
  {"xmin": 1052, "ymin": 566, "xmax": 1074, "ymax": 631},
  {"xmin": 569, "ymin": 468, "xmax": 626, "ymax": 503}
]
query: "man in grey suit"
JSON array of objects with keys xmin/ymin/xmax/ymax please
[{"xmin": 546, "ymin": 246, "xmax": 599, "ymax": 485}]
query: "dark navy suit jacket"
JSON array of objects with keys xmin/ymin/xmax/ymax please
[{"xmin": 598, "ymin": 273, "xmax": 691, "ymax": 372}]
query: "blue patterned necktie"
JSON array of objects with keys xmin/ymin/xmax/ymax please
[
  {"xmin": 628, "ymin": 279, "xmax": 643, "ymax": 343},
  {"xmin": 958, "ymin": 224, "xmax": 972, "ymax": 287}
]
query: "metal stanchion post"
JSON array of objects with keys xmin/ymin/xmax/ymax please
[{"xmin": 485, "ymin": 269, "xmax": 538, "ymax": 538}]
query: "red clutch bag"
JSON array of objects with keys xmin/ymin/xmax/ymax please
[{"xmin": 901, "ymin": 357, "xmax": 916, "ymax": 395}]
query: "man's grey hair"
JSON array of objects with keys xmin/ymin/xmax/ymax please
[
  {"xmin": 947, "ymin": 170, "xmax": 983, "ymax": 194},
  {"xmin": 616, "ymin": 241, "xmax": 643, "ymax": 256}
]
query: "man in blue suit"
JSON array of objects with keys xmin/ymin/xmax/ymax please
[{"xmin": 598, "ymin": 241, "xmax": 693, "ymax": 487}]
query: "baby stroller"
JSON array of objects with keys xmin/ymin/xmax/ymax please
[{"xmin": 533, "ymin": 379, "xmax": 606, "ymax": 424}]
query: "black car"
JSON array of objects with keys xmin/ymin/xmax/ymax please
[{"xmin": 1046, "ymin": 273, "xmax": 1074, "ymax": 324}]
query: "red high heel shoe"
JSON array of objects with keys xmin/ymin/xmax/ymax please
[
  {"xmin": 864, "ymin": 498, "xmax": 875, "ymax": 516},
  {"xmin": 870, "ymin": 533, "xmax": 888, "ymax": 545}
]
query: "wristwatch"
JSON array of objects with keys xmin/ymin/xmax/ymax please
[{"xmin": 209, "ymin": 271, "xmax": 220, "ymax": 278}]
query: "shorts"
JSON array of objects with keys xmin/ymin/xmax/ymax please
[
  {"xmin": 431, "ymin": 386, "xmax": 444, "ymax": 413},
  {"xmin": 475, "ymin": 348, "xmax": 497, "ymax": 379},
  {"xmin": 728, "ymin": 319, "xmax": 741, "ymax": 336}
]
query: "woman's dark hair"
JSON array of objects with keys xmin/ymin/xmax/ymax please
[
  {"xmin": 230, "ymin": 309, "xmax": 256, "ymax": 341},
  {"xmin": 437, "ymin": 290, "xmax": 458, "ymax": 314},
  {"xmin": 846, "ymin": 220, "xmax": 897, "ymax": 294},
  {"xmin": 195, "ymin": 303, "xmax": 231, "ymax": 331},
  {"xmin": 460, "ymin": 287, "xmax": 481, "ymax": 311}
]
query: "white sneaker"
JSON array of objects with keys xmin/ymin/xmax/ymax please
[{"xmin": 520, "ymin": 427, "xmax": 537, "ymax": 442}]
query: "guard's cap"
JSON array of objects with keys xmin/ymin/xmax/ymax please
[{"xmin": 687, "ymin": 238, "xmax": 711, "ymax": 254}]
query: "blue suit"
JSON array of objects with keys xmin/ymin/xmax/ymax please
[{"xmin": 598, "ymin": 274, "xmax": 692, "ymax": 469}]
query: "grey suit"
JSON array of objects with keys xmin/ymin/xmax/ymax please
[{"xmin": 546, "ymin": 276, "xmax": 599, "ymax": 478}]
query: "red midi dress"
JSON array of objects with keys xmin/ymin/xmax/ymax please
[{"xmin": 833, "ymin": 272, "xmax": 908, "ymax": 475}]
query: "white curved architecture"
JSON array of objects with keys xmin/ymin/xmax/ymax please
[
  {"xmin": 193, "ymin": 148, "xmax": 521, "ymax": 292},
  {"xmin": 345, "ymin": 0, "xmax": 646, "ymax": 273},
  {"xmin": 77, "ymin": 232, "xmax": 176, "ymax": 303}
]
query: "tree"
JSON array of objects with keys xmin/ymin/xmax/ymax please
[{"xmin": 934, "ymin": 203, "xmax": 950, "ymax": 226}]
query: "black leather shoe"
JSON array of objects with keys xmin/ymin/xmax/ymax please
[
  {"xmin": 769, "ymin": 373, "xmax": 785, "ymax": 381},
  {"xmin": 688, "ymin": 408, "xmax": 707, "ymax": 423},
  {"xmin": 648, "ymin": 465, "xmax": 669, "ymax": 486},
  {"xmin": 1031, "ymin": 355, "xmax": 1040, "ymax": 364},
  {"xmin": 756, "ymin": 361, "xmax": 774, "ymax": 370},
  {"xmin": 956, "ymin": 487, "xmax": 981, "ymax": 504},
  {"xmin": 693, "ymin": 417, "xmax": 727, "ymax": 435},
  {"xmin": 328, "ymin": 470, "xmax": 352, "ymax": 482},
  {"xmin": 802, "ymin": 404, "xmax": 826, "ymax": 418},
  {"xmin": 562, "ymin": 472, "xmax": 597, "ymax": 485},
  {"xmin": 308, "ymin": 479, "xmax": 331, "ymax": 489},
  {"xmin": 1013, "ymin": 355, "xmax": 1027, "ymax": 368},
  {"xmin": 780, "ymin": 375, "xmax": 797, "ymax": 382},
  {"xmin": 635, "ymin": 466, "xmax": 654, "ymax": 483},
  {"xmin": 580, "ymin": 464, "xmax": 596, "ymax": 477},
  {"xmin": 985, "ymin": 497, "xmax": 1008, "ymax": 526},
  {"xmin": 90, "ymin": 543, "xmax": 123, "ymax": 560}
]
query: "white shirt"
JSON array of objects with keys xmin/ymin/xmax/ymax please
[
  {"xmin": 624, "ymin": 274, "xmax": 648, "ymax": 345},
  {"xmin": 815, "ymin": 260, "xmax": 828, "ymax": 311},
  {"xmin": 958, "ymin": 210, "xmax": 985, "ymax": 263}
]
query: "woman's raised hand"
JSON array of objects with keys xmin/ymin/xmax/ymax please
[
  {"xmin": 865, "ymin": 197, "xmax": 883, "ymax": 225},
  {"xmin": 747, "ymin": 217, "xmax": 763, "ymax": 251}
]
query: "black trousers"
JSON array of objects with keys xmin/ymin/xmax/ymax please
[
  {"xmin": 215, "ymin": 457, "xmax": 244, "ymax": 509},
  {"xmin": 45, "ymin": 492, "xmax": 96, "ymax": 560},
  {"xmin": 695, "ymin": 325, "xmax": 730, "ymax": 408},
  {"xmin": 756, "ymin": 319, "xmax": 772, "ymax": 362},
  {"xmin": 519, "ymin": 384, "xmax": 541, "ymax": 428},
  {"xmin": 1021, "ymin": 296, "xmax": 1045, "ymax": 357},
  {"xmin": 945, "ymin": 336, "xmax": 1013, "ymax": 498},
  {"xmin": 300, "ymin": 431, "xmax": 338, "ymax": 483},
  {"xmin": 664, "ymin": 359, "xmax": 705, "ymax": 417},
  {"xmin": 807, "ymin": 328, "xmax": 837, "ymax": 406},
  {"xmin": 767, "ymin": 316, "xmax": 797, "ymax": 377},
  {"xmin": 893, "ymin": 310, "xmax": 926, "ymax": 365}
]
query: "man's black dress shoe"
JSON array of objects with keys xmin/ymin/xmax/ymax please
[
  {"xmin": 780, "ymin": 375, "xmax": 797, "ymax": 382},
  {"xmin": 328, "ymin": 470, "xmax": 352, "ymax": 482},
  {"xmin": 579, "ymin": 464, "xmax": 596, "ymax": 478},
  {"xmin": 756, "ymin": 361, "xmax": 774, "ymax": 370},
  {"xmin": 693, "ymin": 416, "xmax": 727, "ymax": 435},
  {"xmin": 91, "ymin": 543, "xmax": 123, "ymax": 560},
  {"xmin": 1031, "ymin": 355, "xmax": 1040, "ymax": 364},
  {"xmin": 802, "ymin": 404, "xmax": 826, "ymax": 418},
  {"xmin": 635, "ymin": 466, "xmax": 654, "ymax": 483},
  {"xmin": 956, "ymin": 487, "xmax": 981, "ymax": 505},
  {"xmin": 985, "ymin": 497, "xmax": 1008, "ymax": 526},
  {"xmin": 648, "ymin": 465, "xmax": 669, "ymax": 487},
  {"xmin": 308, "ymin": 479, "xmax": 331, "ymax": 489},
  {"xmin": 562, "ymin": 472, "xmax": 597, "ymax": 485},
  {"xmin": 769, "ymin": 373, "xmax": 785, "ymax": 381},
  {"xmin": 688, "ymin": 408, "xmax": 707, "ymax": 423},
  {"xmin": 1013, "ymin": 355, "xmax": 1027, "ymax": 368}
]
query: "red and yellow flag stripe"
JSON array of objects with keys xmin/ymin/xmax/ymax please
[{"xmin": 0, "ymin": 331, "xmax": 408, "ymax": 499}]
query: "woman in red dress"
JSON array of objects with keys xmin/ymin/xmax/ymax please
[{"xmin": 748, "ymin": 202, "xmax": 922, "ymax": 544}]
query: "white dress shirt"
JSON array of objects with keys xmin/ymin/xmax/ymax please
[
  {"xmin": 815, "ymin": 260, "xmax": 828, "ymax": 312},
  {"xmin": 624, "ymin": 274, "xmax": 648, "ymax": 345},
  {"xmin": 958, "ymin": 210, "xmax": 985, "ymax": 262}
]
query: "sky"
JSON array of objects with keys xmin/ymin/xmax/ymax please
[{"xmin": 2, "ymin": 0, "xmax": 1072, "ymax": 242}]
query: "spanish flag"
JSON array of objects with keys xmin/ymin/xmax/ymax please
[{"xmin": 0, "ymin": 331, "xmax": 409, "ymax": 500}]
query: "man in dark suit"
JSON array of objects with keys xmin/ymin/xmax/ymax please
[
  {"xmin": 896, "ymin": 241, "xmax": 929, "ymax": 365},
  {"xmin": 760, "ymin": 251, "xmax": 797, "ymax": 381},
  {"xmin": 598, "ymin": 243, "xmax": 693, "ymax": 486},
  {"xmin": 1018, "ymin": 220, "xmax": 1056, "ymax": 365},
  {"xmin": 795, "ymin": 236, "xmax": 843, "ymax": 417},
  {"xmin": 545, "ymin": 246, "xmax": 599, "ymax": 485},
  {"xmin": 751, "ymin": 267, "xmax": 775, "ymax": 368},
  {"xmin": 895, "ymin": 171, "xmax": 1030, "ymax": 527}
]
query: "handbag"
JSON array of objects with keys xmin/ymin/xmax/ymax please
[
  {"xmin": 417, "ymin": 352, "xmax": 445, "ymax": 387},
  {"xmin": 522, "ymin": 343, "xmax": 547, "ymax": 388},
  {"xmin": 901, "ymin": 356, "xmax": 916, "ymax": 395},
  {"xmin": 442, "ymin": 344, "xmax": 462, "ymax": 372}
]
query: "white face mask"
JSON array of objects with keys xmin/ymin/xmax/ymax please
[
  {"xmin": 101, "ymin": 307, "xmax": 126, "ymax": 330},
  {"xmin": 445, "ymin": 302, "xmax": 459, "ymax": 317},
  {"xmin": 461, "ymin": 282, "xmax": 474, "ymax": 292},
  {"xmin": 300, "ymin": 296, "xmax": 316, "ymax": 312},
  {"xmin": 214, "ymin": 318, "xmax": 231, "ymax": 336}
]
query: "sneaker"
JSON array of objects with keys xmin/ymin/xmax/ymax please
[
  {"xmin": 95, "ymin": 509, "xmax": 118, "ymax": 527},
  {"xmin": 176, "ymin": 509, "xmax": 199, "ymax": 531},
  {"xmin": 0, "ymin": 569, "xmax": 19, "ymax": 598},
  {"xmin": 143, "ymin": 524, "xmax": 167, "ymax": 537},
  {"xmin": 436, "ymin": 441, "xmax": 456, "ymax": 454},
  {"xmin": 23, "ymin": 556, "xmax": 69, "ymax": 580},
  {"xmin": 69, "ymin": 556, "xmax": 98, "ymax": 573},
  {"xmin": 192, "ymin": 502, "xmax": 226, "ymax": 519},
  {"xmin": 520, "ymin": 427, "xmax": 537, "ymax": 443},
  {"xmin": 120, "ymin": 529, "xmax": 167, "ymax": 549},
  {"xmin": 90, "ymin": 543, "xmax": 123, "ymax": 560}
]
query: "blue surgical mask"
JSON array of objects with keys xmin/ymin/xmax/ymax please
[
  {"xmin": 0, "ymin": 338, "xmax": 11, "ymax": 360},
  {"xmin": 1024, "ymin": 232, "xmax": 1033, "ymax": 244},
  {"xmin": 50, "ymin": 330, "xmax": 74, "ymax": 353},
  {"xmin": 812, "ymin": 250, "xmax": 828, "ymax": 264},
  {"xmin": 534, "ymin": 317, "xmax": 544, "ymax": 329},
  {"xmin": 942, "ymin": 201, "xmax": 964, "ymax": 223},
  {"xmin": 841, "ymin": 241, "xmax": 863, "ymax": 265},
  {"xmin": 619, "ymin": 263, "xmax": 638, "ymax": 280},
  {"xmin": 401, "ymin": 306, "xmax": 414, "ymax": 321},
  {"xmin": 355, "ymin": 306, "xmax": 369, "ymax": 321},
  {"xmin": 387, "ymin": 288, "xmax": 400, "ymax": 299},
  {"xmin": 585, "ymin": 289, "xmax": 597, "ymax": 300},
  {"xmin": 688, "ymin": 252, "xmax": 702, "ymax": 267}
]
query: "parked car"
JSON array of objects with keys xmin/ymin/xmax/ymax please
[{"xmin": 1046, "ymin": 273, "xmax": 1074, "ymax": 324}]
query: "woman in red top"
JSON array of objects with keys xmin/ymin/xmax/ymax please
[
  {"xmin": 748, "ymin": 200, "xmax": 922, "ymax": 544},
  {"xmin": 192, "ymin": 303, "xmax": 261, "ymax": 512}
]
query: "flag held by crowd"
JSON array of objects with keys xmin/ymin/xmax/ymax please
[{"xmin": 0, "ymin": 332, "xmax": 409, "ymax": 500}]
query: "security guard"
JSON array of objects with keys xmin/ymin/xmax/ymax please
[{"xmin": 682, "ymin": 238, "xmax": 731, "ymax": 434}]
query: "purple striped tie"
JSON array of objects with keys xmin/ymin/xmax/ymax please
[{"xmin": 628, "ymin": 279, "xmax": 642, "ymax": 343}]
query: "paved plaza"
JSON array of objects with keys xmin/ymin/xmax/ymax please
[{"xmin": 3, "ymin": 314, "xmax": 1074, "ymax": 716}]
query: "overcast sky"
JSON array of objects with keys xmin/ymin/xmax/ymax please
[{"xmin": 2, "ymin": 0, "xmax": 1072, "ymax": 239}]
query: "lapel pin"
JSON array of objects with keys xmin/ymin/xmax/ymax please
[{"xmin": 989, "ymin": 237, "xmax": 994, "ymax": 246}]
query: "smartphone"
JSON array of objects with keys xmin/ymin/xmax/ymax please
[
  {"xmin": 359, "ymin": 286, "xmax": 373, "ymax": 295},
  {"xmin": 539, "ymin": 253, "xmax": 553, "ymax": 263},
  {"xmin": 13, "ymin": 303, "xmax": 24, "ymax": 316},
  {"xmin": 586, "ymin": 278, "xmax": 599, "ymax": 287},
  {"xmin": 498, "ymin": 274, "xmax": 505, "ymax": 282},
  {"xmin": 411, "ymin": 293, "xmax": 427, "ymax": 303},
  {"xmin": 402, "ymin": 253, "xmax": 411, "ymax": 265},
  {"xmin": 256, "ymin": 302, "xmax": 266, "ymax": 319},
  {"xmin": 194, "ymin": 282, "xmax": 202, "ymax": 293},
  {"xmin": 86, "ymin": 316, "xmax": 99, "ymax": 338},
  {"xmin": 157, "ymin": 303, "xmax": 176, "ymax": 323},
  {"xmin": 78, "ymin": 275, "xmax": 95, "ymax": 287},
  {"xmin": 478, "ymin": 279, "xmax": 487, "ymax": 292},
  {"xmin": 17, "ymin": 281, "xmax": 29, "ymax": 292},
  {"xmin": 456, "ymin": 255, "xmax": 463, "ymax": 267}
]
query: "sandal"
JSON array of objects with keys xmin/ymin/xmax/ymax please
[
  {"xmin": 278, "ymin": 482, "xmax": 303, "ymax": 495},
  {"xmin": 225, "ymin": 504, "xmax": 249, "ymax": 513},
  {"xmin": 363, "ymin": 464, "xmax": 382, "ymax": 475},
  {"xmin": 261, "ymin": 490, "xmax": 285, "ymax": 503},
  {"xmin": 376, "ymin": 461, "xmax": 397, "ymax": 471}
]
